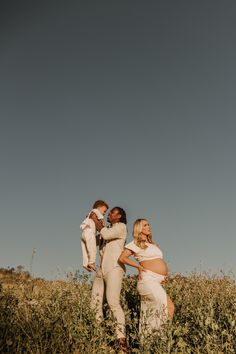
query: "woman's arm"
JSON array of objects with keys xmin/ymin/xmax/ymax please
[
  {"xmin": 100, "ymin": 223, "xmax": 126, "ymax": 241},
  {"xmin": 119, "ymin": 248, "xmax": 146, "ymax": 280},
  {"xmin": 89, "ymin": 212, "xmax": 104, "ymax": 231}
]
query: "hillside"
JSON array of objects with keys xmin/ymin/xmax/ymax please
[{"xmin": 0, "ymin": 268, "xmax": 235, "ymax": 353}]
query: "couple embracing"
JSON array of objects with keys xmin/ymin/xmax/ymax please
[{"xmin": 80, "ymin": 200, "xmax": 174, "ymax": 352}]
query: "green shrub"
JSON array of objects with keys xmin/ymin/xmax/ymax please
[{"xmin": 0, "ymin": 270, "xmax": 235, "ymax": 353}]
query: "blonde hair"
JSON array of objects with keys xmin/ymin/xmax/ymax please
[{"xmin": 133, "ymin": 218, "xmax": 152, "ymax": 249}]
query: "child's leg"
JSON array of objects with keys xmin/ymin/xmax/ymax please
[{"xmin": 82, "ymin": 227, "xmax": 97, "ymax": 266}]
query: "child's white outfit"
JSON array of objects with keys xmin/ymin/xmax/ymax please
[{"xmin": 80, "ymin": 208, "xmax": 103, "ymax": 271}]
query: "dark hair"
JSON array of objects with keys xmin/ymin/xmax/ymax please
[
  {"xmin": 114, "ymin": 207, "xmax": 127, "ymax": 224},
  {"xmin": 93, "ymin": 200, "xmax": 109, "ymax": 209}
]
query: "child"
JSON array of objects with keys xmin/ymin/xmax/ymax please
[{"xmin": 80, "ymin": 200, "xmax": 109, "ymax": 271}]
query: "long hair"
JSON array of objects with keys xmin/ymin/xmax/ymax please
[
  {"xmin": 114, "ymin": 207, "xmax": 127, "ymax": 224},
  {"xmin": 133, "ymin": 218, "xmax": 152, "ymax": 249}
]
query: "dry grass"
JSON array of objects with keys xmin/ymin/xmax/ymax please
[{"xmin": 0, "ymin": 268, "xmax": 235, "ymax": 353}]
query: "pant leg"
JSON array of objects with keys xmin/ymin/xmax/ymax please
[
  {"xmin": 81, "ymin": 228, "xmax": 96, "ymax": 265},
  {"xmin": 104, "ymin": 267, "xmax": 126, "ymax": 339},
  {"xmin": 137, "ymin": 279, "xmax": 168, "ymax": 337},
  {"xmin": 81, "ymin": 239, "xmax": 89, "ymax": 269},
  {"xmin": 91, "ymin": 269, "xmax": 105, "ymax": 321}
]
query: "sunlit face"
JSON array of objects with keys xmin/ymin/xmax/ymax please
[
  {"xmin": 140, "ymin": 219, "xmax": 151, "ymax": 240},
  {"xmin": 98, "ymin": 205, "xmax": 108, "ymax": 216},
  {"xmin": 107, "ymin": 208, "xmax": 121, "ymax": 224}
]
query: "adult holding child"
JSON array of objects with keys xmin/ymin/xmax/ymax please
[
  {"xmin": 90, "ymin": 206, "xmax": 129, "ymax": 353},
  {"xmin": 119, "ymin": 218, "xmax": 174, "ymax": 337}
]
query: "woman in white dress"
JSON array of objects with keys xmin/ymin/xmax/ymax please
[{"xmin": 119, "ymin": 218, "xmax": 174, "ymax": 336}]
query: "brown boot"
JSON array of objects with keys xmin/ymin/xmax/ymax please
[{"xmin": 117, "ymin": 337, "xmax": 129, "ymax": 353}]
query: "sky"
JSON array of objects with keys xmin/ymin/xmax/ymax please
[{"xmin": 1, "ymin": 0, "xmax": 236, "ymax": 280}]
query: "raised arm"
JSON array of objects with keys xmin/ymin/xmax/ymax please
[
  {"xmin": 100, "ymin": 223, "xmax": 126, "ymax": 241},
  {"xmin": 119, "ymin": 248, "xmax": 146, "ymax": 280},
  {"xmin": 89, "ymin": 212, "xmax": 104, "ymax": 231}
]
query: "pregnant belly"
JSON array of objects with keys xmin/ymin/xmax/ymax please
[{"xmin": 140, "ymin": 258, "xmax": 168, "ymax": 276}]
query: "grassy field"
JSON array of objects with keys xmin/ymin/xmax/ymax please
[{"xmin": 0, "ymin": 268, "xmax": 235, "ymax": 353}]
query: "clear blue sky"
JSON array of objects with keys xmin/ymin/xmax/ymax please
[{"xmin": 1, "ymin": 0, "xmax": 236, "ymax": 279}]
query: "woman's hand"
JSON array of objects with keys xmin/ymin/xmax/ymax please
[
  {"xmin": 89, "ymin": 212, "xmax": 104, "ymax": 231},
  {"xmin": 138, "ymin": 265, "xmax": 146, "ymax": 280}
]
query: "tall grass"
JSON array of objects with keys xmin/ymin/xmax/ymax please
[{"xmin": 0, "ymin": 268, "xmax": 235, "ymax": 353}]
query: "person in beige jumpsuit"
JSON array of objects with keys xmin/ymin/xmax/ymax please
[{"xmin": 90, "ymin": 207, "xmax": 128, "ymax": 352}]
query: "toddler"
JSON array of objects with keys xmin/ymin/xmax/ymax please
[{"xmin": 80, "ymin": 200, "xmax": 108, "ymax": 271}]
